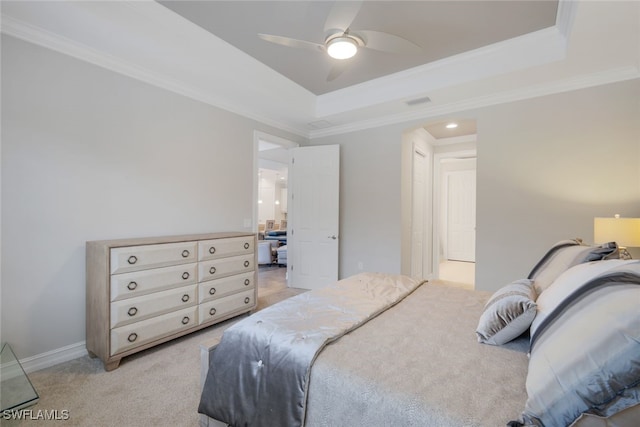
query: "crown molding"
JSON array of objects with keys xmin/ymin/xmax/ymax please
[
  {"xmin": 308, "ymin": 66, "xmax": 640, "ymax": 139},
  {"xmin": 556, "ymin": 0, "xmax": 578, "ymax": 41},
  {"xmin": 433, "ymin": 134, "xmax": 478, "ymax": 147},
  {"xmin": 2, "ymin": 0, "xmax": 636, "ymax": 141},
  {"xmin": 1, "ymin": 13, "xmax": 310, "ymax": 138},
  {"xmin": 315, "ymin": 25, "xmax": 567, "ymax": 118}
]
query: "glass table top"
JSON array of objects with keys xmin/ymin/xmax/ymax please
[{"xmin": 1, "ymin": 342, "xmax": 39, "ymax": 412}]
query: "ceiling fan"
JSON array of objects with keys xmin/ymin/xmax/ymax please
[{"xmin": 257, "ymin": 0, "xmax": 422, "ymax": 81}]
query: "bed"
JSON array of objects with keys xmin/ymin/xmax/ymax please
[{"xmin": 198, "ymin": 240, "xmax": 640, "ymax": 427}]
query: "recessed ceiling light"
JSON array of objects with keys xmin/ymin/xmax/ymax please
[{"xmin": 446, "ymin": 123, "xmax": 458, "ymax": 129}]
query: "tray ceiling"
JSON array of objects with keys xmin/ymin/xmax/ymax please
[{"xmin": 159, "ymin": 1, "xmax": 558, "ymax": 95}]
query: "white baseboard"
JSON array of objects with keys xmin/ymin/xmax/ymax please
[{"xmin": 20, "ymin": 341, "xmax": 88, "ymax": 374}]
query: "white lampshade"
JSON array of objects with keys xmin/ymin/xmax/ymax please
[
  {"xmin": 327, "ymin": 37, "xmax": 357, "ymax": 59},
  {"xmin": 594, "ymin": 216, "xmax": 640, "ymax": 247}
]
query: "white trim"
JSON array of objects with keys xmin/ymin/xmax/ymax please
[
  {"xmin": 432, "ymin": 149, "xmax": 477, "ymax": 281},
  {"xmin": 1, "ymin": 14, "xmax": 309, "ymax": 139},
  {"xmin": 409, "ymin": 144, "xmax": 432, "ymax": 280},
  {"xmin": 316, "ymin": 26, "xmax": 567, "ymax": 118},
  {"xmin": 432, "ymin": 134, "xmax": 478, "ymax": 147},
  {"xmin": 309, "ymin": 66, "xmax": 640, "ymax": 139},
  {"xmin": 556, "ymin": 0, "xmax": 578, "ymax": 41},
  {"xmin": 253, "ymin": 131, "xmax": 298, "ymax": 283},
  {"xmin": 20, "ymin": 341, "xmax": 88, "ymax": 374},
  {"xmin": 2, "ymin": 0, "xmax": 636, "ymax": 140}
]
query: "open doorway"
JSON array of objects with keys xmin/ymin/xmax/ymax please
[
  {"xmin": 254, "ymin": 131, "xmax": 298, "ymax": 290},
  {"xmin": 403, "ymin": 120, "xmax": 477, "ymax": 289},
  {"xmin": 434, "ymin": 154, "xmax": 476, "ymax": 288}
]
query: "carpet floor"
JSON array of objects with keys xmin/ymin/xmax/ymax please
[{"xmin": 5, "ymin": 282, "xmax": 304, "ymax": 427}]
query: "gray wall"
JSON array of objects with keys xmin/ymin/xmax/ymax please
[
  {"xmin": 312, "ymin": 79, "xmax": 640, "ymax": 292},
  {"xmin": 1, "ymin": 35, "xmax": 304, "ymax": 360},
  {"xmin": 311, "ymin": 125, "xmax": 407, "ymax": 279},
  {"xmin": 3, "ymin": 33, "xmax": 639, "ymax": 362},
  {"xmin": 474, "ymin": 79, "xmax": 640, "ymax": 290}
]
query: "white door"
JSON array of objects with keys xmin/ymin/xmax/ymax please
[
  {"xmin": 446, "ymin": 169, "xmax": 476, "ymax": 262},
  {"xmin": 411, "ymin": 148, "xmax": 427, "ymax": 279},
  {"xmin": 288, "ymin": 145, "xmax": 340, "ymax": 290}
]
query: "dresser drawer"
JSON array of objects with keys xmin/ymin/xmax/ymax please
[
  {"xmin": 199, "ymin": 254, "xmax": 254, "ymax": 282},
  {"xmin": 110, "ymin": 263, "xmax": 197, "ymax": 302},
  {"xmin": 110, "ymin": 306, "xmax": 198, "ymax": 355},
  {"xmin": 198, "ymin": 272, "xmax": 255, "ymax": 303},
  {"xmin": 199, "ymin": 289, "xmax": 255, "ymax": 325},
  {"xmin": 110, "ymin": 242, "xmax": 197, "ymax": 274},
  {"xmin": 198, "ymin": 236, "xmax": 254, "ymax": 261},
  {"xmin": 111, "ymin": 285, "xmax": 197, "ymax": 328}
]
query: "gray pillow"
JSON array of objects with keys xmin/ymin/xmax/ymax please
[
  {"xmin": 527, "ymin": 239, "xmax": 618, "ymax": 296},
  {"xmin": 476, "ymin": 279, "xmax": 537, "ymax": 345}
]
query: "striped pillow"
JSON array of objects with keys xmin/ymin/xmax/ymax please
[
  {"xmin": 527, "ymin": 239, "xmax": 618, "ymax": 297},
  {"xmin": 515, "ymin": 260, "xmax": 640, "ymax": 427},
  {"xmin": 476, "ymin": 279, "xmax": 537, "ymax": 345}
]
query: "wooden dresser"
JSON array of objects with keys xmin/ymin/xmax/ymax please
[{"xmin": 86, "ymin": 232, "xmax": 257, "ymax": 371}]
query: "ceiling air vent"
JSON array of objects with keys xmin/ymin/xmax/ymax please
[
  {"xmin": 405, "ymin": 96, "xmax": 431, "ymax": 106},
  {"xmin": 308, "ymin": 120, "xmax": 332, "ymax": 129}
]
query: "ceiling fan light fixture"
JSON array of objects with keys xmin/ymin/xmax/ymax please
[{"xmin": 327, "ymin": 37, "xmax": 358, "ymax": 59}]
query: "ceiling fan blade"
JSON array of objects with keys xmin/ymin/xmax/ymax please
[
  {"xmin": 258, "ymin": 33, "xmax": 325, "ymax": 52},
  {"xmin": 324, "ymin": 0, "xmax": 363, "ymax": 33},
  {"xmin": 355, "ymin": 30, "xmax": 422, "ymax": 54},
  {"xmin": 327, "ymin": 61, "xmax": 349, "ymax": 82}
]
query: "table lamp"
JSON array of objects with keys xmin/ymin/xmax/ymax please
[{"xmin": 594, "ymin": 215, "xmax": 640, "ymax": 259}]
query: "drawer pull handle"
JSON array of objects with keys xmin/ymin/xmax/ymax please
[
  {"xmin": 182, "ymin": 316, "xmax": 190, "ymax": 325},
  {"xmin": 209, "ymin": 267, "xmax": 216, "ymax": 275},
  {"xmin": 182, "ymin": 294, "xmax": 190, "ymax": 303},
  {"xmin": 182, "ymin": 272, "xmax": 190, "ymax": 280},
  {"xmin": 244, "ymin": 261, "xmax": 250, "ymax": 268},
  {"xmin": 209, "ymin": 246, "xmax": 216, "ymax": 254},
  {"xmin": 209, "ymin": 287, "xmax": 216, "ymax": 295},
  {"xmin": 128, "ymin": 333, "xmax": 138, "ymax": 343},
  {"xmin": 244, "ymin": 297, "xmax": 250, "ymax": 304},
  {"xmin": 244, "ymin": 242, "xmax": 250, "ymax": 250},
  {"xmin": 127, "ymin": 281, "xmax": 138, "ymax": 291},
  {"xmin": 244, "ymin": 279, "xmax": 250, "ymax": 286},
  {"xmin": 182, "ymin": 250, "xmax": 190, "ymax": 258},
  {"xmin": 209, "ymin": 308, "xmax": 217, "ymax": 316},
  {"xmin": 127, "ymin": 307, "xmax": 138, "ymax": 317},
  {"xmin": 127, "ymin": 255, "xmax": 137, "ymax": 265}
]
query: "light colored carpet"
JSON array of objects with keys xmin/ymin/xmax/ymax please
[
  {"xmin": 439, "ymin": 260, "xmax": 475, "ymax": 289},
  {"xmin": 4, "ymin": 287, "xmax": 305, "ymax": 427}
]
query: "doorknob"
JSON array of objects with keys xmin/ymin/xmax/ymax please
[{"xmin": 328, "ymin": 235, "xmax": 337, "ymax": 240}]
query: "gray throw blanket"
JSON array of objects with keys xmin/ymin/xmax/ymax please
[{"xmin": 198, "ymin": 272, "xmax": 424, "ymax": 427}]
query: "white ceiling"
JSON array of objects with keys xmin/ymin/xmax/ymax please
[{"xmin": 1, "ymin": 1, "xmax": 639, "ymax": 139}]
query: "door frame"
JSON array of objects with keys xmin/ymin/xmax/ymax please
[
  {"xmin": 432, "ymin": 149, "xmax": 476, "ymax": 280},
  {"xmin": 410, "ymin": 144, "xmax": 431, "ymax": 280},
  {"xmin": 253, "ymin": 130, "xmax": 298, "ymax": 233}
]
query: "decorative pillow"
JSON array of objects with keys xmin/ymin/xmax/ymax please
[
  {"xmin": 475, "ymin": 279, "xmax": 537, "ymax": 345},
  {"xmin": 527, "ymin": 239, "xmax": 618, "ymax": 297},
  {"xmin": 511, "ymin": 260, "xmax": 640, "ymax": 427},
  {"xmin": 530, "ymin": 259, "xmax": 635, "ymax": 338}
]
